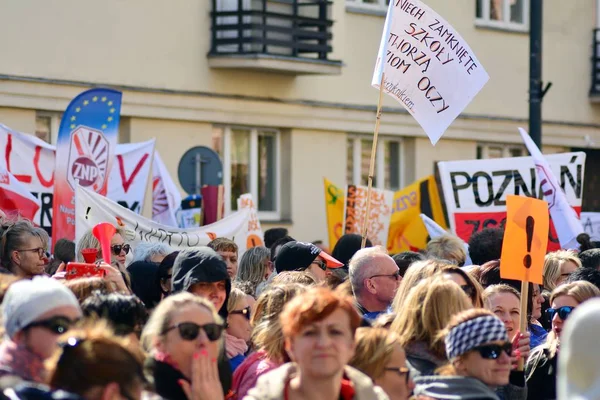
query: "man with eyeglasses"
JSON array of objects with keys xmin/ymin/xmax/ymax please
[
  {"xmin": 349, "ymin": 246, "xmax": 401, "ymax": 322},
  {"xmin": 274, "ymin": 241, "xmax": 343, "ymax": 282}
]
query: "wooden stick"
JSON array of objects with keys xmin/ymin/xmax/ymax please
[
  {"xmin": 517, "ymin": 279, "xmax": 529, "ymax": 371},
  {"xmin": 361, "ymin": 73, "xmax": 386, "ymax": 248}
]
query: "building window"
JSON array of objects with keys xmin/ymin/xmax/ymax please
[
  {"xmin": 347, "ymin": 136, "xmax": 403, "ymax": 191},
  {"xmin": 477, "ymin": 143, "xmax": 525, "ymax": 159},
  {"xmin": 346, "ymin": 0, "xmax": 389, "ymax": 13},
  {"xmin": 35, "ymin": 112, "xmax": 61, "ymax": 144},
  {"xmin": 476, "ymin": 0, "xmax": 528, "ymax": 31},
  {"xmin": 212, "ymin": 126, "xmax": 281, "ymax": 220}
]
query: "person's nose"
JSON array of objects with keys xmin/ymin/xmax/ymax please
[
  {"xmin": 196, "ymin": 328, "xmax": 209, "ymax": 346},
  {"xmin": 315, "ymin": 331, "xmax": 331, "ymax": 347}
]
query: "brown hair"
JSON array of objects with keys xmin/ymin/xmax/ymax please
[
  {"xmin": 64, "ymin": 277, "xmax": 116, "ymax": 304},
  {"xmin": 207, "ymin": 237, "xmax": 238, "ymax": 254},
  {"xmin": 349, "ymin": 327, "xmax": 401, "ymax": 380},
  {"xmin": 280, "ymin": 286, "xmax": 361, "ymax": 338},
  {"xmin": 440, "ymin": 265, "xmax": 485, "ymax": 308},
  {"xmin": 46, "ymin": 322, "xmax": 144, "ymax": 397}
]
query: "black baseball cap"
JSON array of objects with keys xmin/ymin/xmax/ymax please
[{"xmin": 275, "ymin": 241, "xmax": 343, "ymax": 273}]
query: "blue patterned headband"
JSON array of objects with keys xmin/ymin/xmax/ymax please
[{"xmin": 445, "ymin": 315, "xmax": 508, "ymax": 359}]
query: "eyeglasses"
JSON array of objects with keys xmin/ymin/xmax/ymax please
[
  {"xmin": 369, "ymin": 271, "xmax": 401, "ymax": 280},
  {"xmin": 230, "ymin": 307, "xmax": 251, "ymax": 320},
  {"xmin": 472, "ymin": 342, "xmax": 513, "ymax": 360},
  {"xmin": 162, "ymin": 322, "xmax": 224, "ymax": 342},
  {"xmin": 460, "ymin": 284, "xmax": 475, "ymax": 298},
  {"xmin": 111, "ymin": 244, "xmax": 131, "ymax": 256},
  {"xmin": 384, "ymin": 367, "xmax": 411, "ymax": 384},
  {"xmin": 17, "ymin": 247, "xmax": 46, "ymax": 259},
  {"xmin": 25, "ymin": 316, "xmax": 77, "ymax": 335},
  {"xmin": 547, "ymin": 306, "xmax": 575, "ymax": 322}
]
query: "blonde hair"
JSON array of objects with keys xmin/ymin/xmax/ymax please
[
  {"xmin": 227, "ymin": 288, "xmax": 247, "ymax": 314},
  {"xmin": 140, "ymin": 292, "xmax": 223, "ymax": 352},
  {"xmin": 391, "ymin": 259, "xmax": 447, "ymax": 312},
  {"xmin": 427, "ymin": 235, "xmax": 467, "ymax": 266},
  {"xmin": 391, "ymin": 276, "xmax": 472, "ymax": 359},
  {"xmin": 235, "ymin": 246, "xmax": 270, "ymax": 296},
  {"xmin": 251, "ymin": 283, "xmax": 306, "ymax": 362},
  {"xmin": 64, "ymin": 277, "xmax": 116, "ymax": 304},
  {"xmin": 543, "ymin": 250, "xmax": 582, "ymax": 292},
  {"xmin": 349, "ymin": 327, "xmax": 402, "ymax": 380},
  {"xmin": 544, "ymin": 281, "xmax": 600, "ymax": 358},
  {"xmin": 76, "ymin": 228, "xmax": 124, "ymax": 262},
  {"xmin": 482, "ymin": 284, "xmax": 521, "ymax": 309}
]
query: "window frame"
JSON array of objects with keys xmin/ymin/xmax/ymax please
[
  {"xmin": 347, "ymin": 135, "xmax": 404, "ymax": 191},
  {"xmin": 346, "ymin": 0, "xmax": 389, "ymax": 15},
  {"xmin": 477, "ymin": 143, "xmax": 526, "ymax": 159},
  {"xmin": 35, "ymin": 111, "xmax": 61, "ymax": 144},
  {"xmin": 220, "ymin": 126, "xmax": 282, "ymax": 221},
  {"xmin": 475, "ymin": 0, "xmax": 529, "ymax": 32}
]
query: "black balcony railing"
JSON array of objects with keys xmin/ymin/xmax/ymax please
[
  {"xmin": 591, "ymin": 29, "xmax": 600, "ymax": 97},
  {"xmin": 210, "ymin": 0, "xmax": 336, "ymax": 62}
]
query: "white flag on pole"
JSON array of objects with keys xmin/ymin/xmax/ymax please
[{"xmin": 152, "ymin": 152, "xmax": 182, "ymax": 227}]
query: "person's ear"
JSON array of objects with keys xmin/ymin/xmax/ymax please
[
  {"xmin": 100, "ymin": 382, "xmax": 120, "ymax": 400},
  {"xmin": 453, "ymin": 357, "xmax": 466, "ymax": 374},
  {"xmin": 364, "ymin": 278, "xmax": 376, "ymax": 294},
  {"xmin": 284, "ymin": 337, "xmax": 295, "ymax": 362},
  {"xmin": 11, "ymin": 250, "xmax": 21, "ymax": 266}
]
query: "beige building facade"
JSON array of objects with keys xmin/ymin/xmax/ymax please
[{"xmin": 0, "ymin": 0, "xmax": 599, "ymax": 246}]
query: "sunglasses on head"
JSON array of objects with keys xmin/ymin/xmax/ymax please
[
  {"xmin": 547, "ymin": 306, "xmax": 575, "ymax": 322},
  {"xmin": 111, "ymin": 244, "xmax": 131, "ymax": 256},
  {"xmin": 472, "ymin": 342, "xmax": 512, "ymax": 360},
  {"xmin": 163, "ymin": 322, "xmax": 224, "ymax": 342},
  {"xmin": 230, "ymin": 306, "xmax": 251, "ymax": 320},
  {"xmin": 25, "ymin": 316, "xmax": 76, "ymax": 335}
]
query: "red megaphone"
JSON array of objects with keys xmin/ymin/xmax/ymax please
[{"xmin": 92, "ymin": 222, "xmax": 116, "ymax": 265}]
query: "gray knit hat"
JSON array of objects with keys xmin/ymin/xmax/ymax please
[{"xmin": 2, "ymin": 276, "xmax": 81, "ymax": 338}]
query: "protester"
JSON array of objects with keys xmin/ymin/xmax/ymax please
[
  {"xmin": 441, "ymin": 265, "xmax": 484, "ymax": 308},
  {"xmin": 331, "ymin": 234, "xmax": 373, "ymax": 270},
  {"xmin": 235, "ymin": 246, "xmax": 271, "ymax": 298},
  {"xmin": 349, "ymin": 246, "xmax": 400, "ymax": 321},
  {"xmin": 390, "ymin": 259, "xmax": 445, "ymax": 313},
  {"xmin": 427, "ymin": 235, "xmax": 467, "ymax": 266},
  {"xmin": 391, "ymin": 251, "xmax": 425, "ymax": 278},
  {"xmin": 141, "ymin": 292, "xmax": 226, "ymax": 400},
  {"xmin": 157, "ymin": 251, "xmax": 178, "ymax": 299},
  {"xmin": 557, "ymin": 298, "xmax": 600, "ymax": 400},
  {"xmin": 76, "ymin": 228, "xmax": 130, "ymax": 270},
  {"xmin": 269, "ymin": 235, "xmax": 295, "ymax": 262},
  {"xmin": 64, "ymin": 277, "xmax": 116, "ymax": 304},
  {"xmin": 46, "ymin": 238, "xmax": 75, "ymax": 276},
  {"xmin": 391, "ymin": 276, "xmax": 472, "ymax": 378},
  {"xmin": 414, "ymin": 309, "xmax": 512, "ymax": 400},
  {"xmin": 232, "ymin": 283, "xmax": 306, "ymax": 399},
  {"xmin": 0, "ymin": 276, "xmax": 81, "ymax": 383},
  {"xmin": 81, "ymin": 292, "xmax": 148, "ymax": 344},
  {"xmin": 525, "ymin": 281, "xmax": 600, "ymax": 400},
  {"xmin": 274, "ymin": 241, "xmax": 343, "ymax": 282},
  {"xmin": 0, "ymin": 219, "xmax": 48, "ymax": 278},
  {"xmin": 543, "ymin": 250, "xmax": 581, "ymax": 292},
  {"xmin": 43, "ymin": 323, "xmax": 145, "ymax": 400},
  {"xmin": 131, "ymin": 242, "xmax": 172, "ymax": 264},
  {"xmin": 207, "ymin": 237, "xmax": 239, "ymax": 279},
  {"xmin": 127, "ymin": 260, "xmax": 162, "ymax": 310},
  {"xmin": 483, "ymin": 284, "xmax": 531, "ymax": 349},
  {"xmin": 349, "ymin": 327, "xmax": 414, "ymax": 400},
  {"xmin": 263, "ymin": 227, "xmax": 288, "ymax": 250},
  {"xmin": 225, "ymin": 288, "xmax": 251, "ymax": 372},
  {"xmin": 245, "ymin": 286, "xmax": 388, "ymax": 400},
  {"xmin": 467, "ymin": 227, "xmax": 504, "ymax": 266}
]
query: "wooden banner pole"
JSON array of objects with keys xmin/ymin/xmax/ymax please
[
  {"xmin": 361, "ymin": 73, "xmax": 386, "ymax": 248},
  {"xmin": 517, "ymin": 279, "xmax": 529, "ymax": 371}
]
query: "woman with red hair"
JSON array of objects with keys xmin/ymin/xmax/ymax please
[{"xmin": 245, "ymin": 286, "xmax": 387, "ymax": 400}]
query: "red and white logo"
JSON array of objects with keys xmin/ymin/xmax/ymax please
[{"xmin": 67, "ymin": 127, "xmax": 109, "ymax": 191}]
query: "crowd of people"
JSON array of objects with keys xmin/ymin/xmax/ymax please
[{"xmin": 0, "ymin": 215, "xmax": 599, "ymax": 399}]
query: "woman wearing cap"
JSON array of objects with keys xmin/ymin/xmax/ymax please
[
  {"xmin": 141, "ymin": 292, "xmax": 226, "ymax": 400},
  {"xmin": 414, "ymin": 309, "xmax": 512, "ymax": 400},
  {"xmin": 246, "ymin": 286, "xmax": 388, "ymax": 400},
  {"xmin": 274, "ymin": 241, "xmax": 344, "ymax": 283},
  {"xmin": 525, "ymin": 281, "xmax": 600, "ymax": 400},
  {"xmin": 0, "ymin": 276, "xmax": 82, "ymax": 384}
]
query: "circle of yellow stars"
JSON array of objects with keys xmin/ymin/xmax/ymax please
[{"xmin": 69, "ymin": 95, "xmax": 116, "ymax": 130}]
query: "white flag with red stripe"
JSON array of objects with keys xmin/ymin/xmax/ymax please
[
  {"xmin": 152, "ymin": 152, "xmax": 182, "ymax": 227},
  {"xmin": 0, "ymin": 167, "xmax": 41, "ymax": 221}
]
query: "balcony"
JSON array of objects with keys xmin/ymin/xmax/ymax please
[
  {"xmin": 591, "ymin": 29, "xmax": 600, "ymax": 99},
  {"xmin": 208, "ymin": 0, "xmax": 342, "ymax": 75}
]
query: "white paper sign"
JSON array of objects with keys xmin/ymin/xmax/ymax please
[
  {"xmin": 581, "ymin": 212, "xmax": 600, "ymax": 242},
  {"xmin": 372, "ymin": 0, "xmax": 489, "ymax": 145},
  {"xmin": 237, "ymin": 194, "xmax": 265, "ymax": 248}
]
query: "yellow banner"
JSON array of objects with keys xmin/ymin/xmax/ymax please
[
  {"xmin": 324, "ymin": 178, "xmax": 345, "ymax": 249},
  {"xmin": 387, "ymin": 175, "xmax": 447, "ymax": 253}
]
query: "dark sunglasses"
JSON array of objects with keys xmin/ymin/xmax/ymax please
[
  {"xmin": 384, "ymin": 367, "xmax": 410, "ymax": 384},
  {"xmin": 162, "ymin": 322, "xmax": 224, "ymax": 342},
  {"xmin": 460, "ymin": 284, "xmax": 475, "ymax": 298},
  {"xmin": 25, "ymin": 316, "xmax": 76, "ymax": 335},
  {"xmin": 547, "ymin": 306, "xmax": 575, "ymax": 322},
  {"xmin": 111, "ymin": 244, "xmax": 131, "ymax": 256},
  {"xmin": 230, "ymin": 307, "xmax": 251, "ymax": 320},
  {"xmin": 472, "ymin": 342, "xmax": 513, "ymax": 360},
  {"xmin": 295, "ymin": 259, "xmax": 327, "ymax": 272}
]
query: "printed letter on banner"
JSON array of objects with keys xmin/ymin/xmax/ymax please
[
  {"xmin": 372, "ymin": 0, "xmax": 489, "ymax": 145},
  {"xmin": 343, "ymin": 185, "xmax": 394, "ymax": 247}
]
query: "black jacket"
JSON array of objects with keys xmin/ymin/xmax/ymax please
[
  {"xmin": 127, "ymin": 261, "xmax": 162, "ymax": 309},
  {"xmin": 525, "ymin": 346, "xmax": 556, "ymax": 400}
]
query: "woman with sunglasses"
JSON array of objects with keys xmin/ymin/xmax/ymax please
[
  {"xmin": 349, "ymin": 327, "xmax": 415, "ymax": 400},
  {"xmin": 141, "ymin": 292, "xmax": 226, "ymax": 400},
  {"xmin": 0, "ymin": 276, "xmax": 81, "ymax": 384},
  {"xmin": 525, "ymin": 281, "xmax": 600, "ymax": 400},
  {"xmin": 414, "ymin": 309, "xmax": 512, "ymax": 400},
  {"xmin": 440, "ymin": 265, "xmax": 485, "ymax": 308},
  {"xmin": 225, "ymin": 288, "xmax": 251, "ymax": 372}
]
